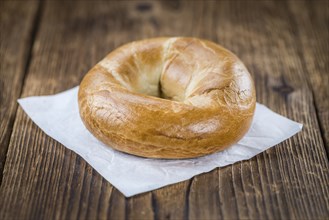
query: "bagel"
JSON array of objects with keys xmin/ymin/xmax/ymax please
[{"xmin": 78, "ymin": 37, "xmax": 256, "ymax": 159}]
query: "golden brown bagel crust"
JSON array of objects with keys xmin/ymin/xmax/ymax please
[{"xmin": 78, "ymin": 37, "xmax": 256, "ymax": 159}]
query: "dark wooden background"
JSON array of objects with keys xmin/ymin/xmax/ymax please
[{"xmin": 1, "ymin": 0, "xmax": 328, "ymax": 219}]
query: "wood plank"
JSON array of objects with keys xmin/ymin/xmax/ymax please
[
  {"xmin": 0, "ymin": 1, "xmax": 123, "ymax": 219},
  {"xmin": 190, "ymin": 1, "xmax": 329, "ymax": 219},
  {"xmin": 0, "ymin": 0, "xmax": 39, "ymax": 184},
  {"xmin": 208, "ymin": 1, "xmax": 329, "ymax": 219},
  {"xmin": 1, "ymin": 1, "xmax": 328, "ymax": 219},
  {"xmin": 288, "ymin": 0, "xmax": 329, "ymax": 154}
]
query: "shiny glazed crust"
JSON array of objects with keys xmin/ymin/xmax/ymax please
[{"xmin": 78, "ymin": 37, "xmax": 256, "ymax": 159}]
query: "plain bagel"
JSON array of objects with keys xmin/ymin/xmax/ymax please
[{"xmin": 78, "ymin": 37, "xmax": 256, "ymax": 159}]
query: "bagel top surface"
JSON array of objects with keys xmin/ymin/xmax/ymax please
[{"xmin": 78, "ymin": 37, "xmax": 256, "ymax": 159}]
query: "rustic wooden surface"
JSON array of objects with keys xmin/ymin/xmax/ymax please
[
  {"xmin": 0, "ymin": 0, "xmax": 39, "ymax": 184},
  {"xmin": 0, "ymin": 0, "xmax": 328, "ymax": 219}
]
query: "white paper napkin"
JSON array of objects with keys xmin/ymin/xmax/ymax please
[{"xmin": 18, "ymin": 87, "xmax": 302, "ymax": 197}]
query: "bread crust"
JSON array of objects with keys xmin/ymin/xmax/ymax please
[{"xmin": 78, "ymin": 37, "xmax": 256, "ymax": 159}]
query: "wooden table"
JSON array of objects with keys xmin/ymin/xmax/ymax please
[{"xmin": 1, "ymin": 0, "xmax": 328, "ymax": 219}]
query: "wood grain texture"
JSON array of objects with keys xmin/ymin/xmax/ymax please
[
  {"xmin": 213, "ymin": 1, "xmax": 329, "ymax": 218},
  {"xmin": 288, "ymin": 0, "xmax": 329, "ymax": 154},
  {"xmin": 0, "ymin": 0, "xmax": 39, "ymax": 184},
  {"xmin": 0, "ymin": 0, "xmax": 328, "ymax": 219}
]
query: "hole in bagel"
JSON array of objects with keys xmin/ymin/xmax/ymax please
[
  {"xmin": 104, "ymin": 38, "xmax": 189, "ymax": 102},
  {"xmin": 114, "ymin": 39, "xmax": 200, "ymax": 102},
  {"xmin": 99, "ymin": 38, "xmax": 254, "ymax": 107}
]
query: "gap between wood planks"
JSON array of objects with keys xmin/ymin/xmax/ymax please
[
  {"xmin": 0, "ymin": 0, "xmax": 44, "ymax": 186},
  {"xmin": 312, "ymin": 95, "xmax": 328, "ymax": 158}
]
